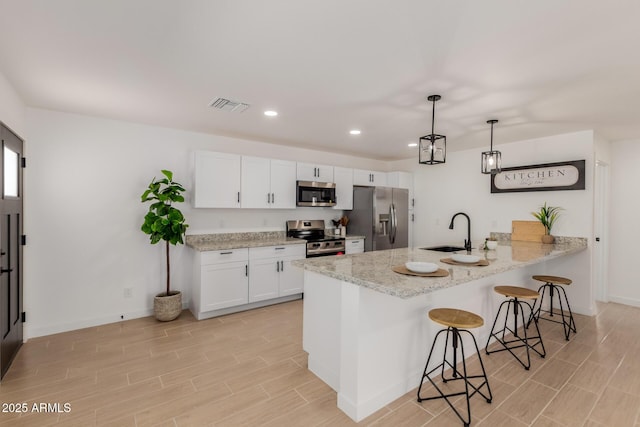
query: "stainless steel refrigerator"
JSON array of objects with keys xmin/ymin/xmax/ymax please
[{"xmin": 348, "ymin": 186, "xmax": 409, "ymax": 252}]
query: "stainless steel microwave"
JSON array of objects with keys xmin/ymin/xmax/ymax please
[{"xmin": 296, "ymin": 181, "xmax": 336, "ymax": 207}]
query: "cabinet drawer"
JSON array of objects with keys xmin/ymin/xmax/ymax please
[
  {"xmin": 346, "ymin": 239, "xmax": 365, "ymax": 254},
  {"xmin": 249, "ymin": 244, "xmax": 306, "ymax": 260},
  {"xmin": 200, "ymin": 248, "xmax": 249, "ymax": 265}
]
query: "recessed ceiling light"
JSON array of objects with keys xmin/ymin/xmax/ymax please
[
  {"xmin": 264, "ymin": 110, "xmax": 278, "ymax": 117},
  {"xmin": 349, "ymin": 130, "xmax": 361, "ymax": 135},
  {"xmin": 408, "ymin": 143, "xmax": 418, "ymax": 147}
]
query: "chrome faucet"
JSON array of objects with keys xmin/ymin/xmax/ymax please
[{"xmin": 449, "ymin": 212, "xmax": 472, "ymax": 253}]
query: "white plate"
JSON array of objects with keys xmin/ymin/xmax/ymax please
[
  {"xmin": 451, "ymin": 254, "xmax": 481, "ymax": 263},
  {"xmin": 405, "ymin": 262, "xmax": 438, "ymax": 273}
]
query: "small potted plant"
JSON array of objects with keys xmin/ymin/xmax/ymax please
[
  {"xmin": 531, "ymin": 202, "xmax": 562, "ymax": 244},
  {"xmin": 141, "ymin": 170, "xmax": 189, "ymax": 321}
]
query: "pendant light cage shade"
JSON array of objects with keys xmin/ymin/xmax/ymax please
[
  {"xmin": 419, "ymin": 94, "xmax": 446, "ymax": 165},
  {"xmin": 419, "ymin": 134, "xmax": 446, "ymax": 164},
  {"xmin": 481, "ymin": 119, "xmax": 502, "ymax": 174},
  {"xmin": 481, "ymin": 150, "xmax": 502, "ymax": 174}
]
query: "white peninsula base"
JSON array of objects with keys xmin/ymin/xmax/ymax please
[{"xmin": 301, "ymin": 245, "xmax": 589, "ymax": 421}]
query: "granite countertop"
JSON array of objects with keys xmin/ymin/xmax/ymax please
[
  {"xmin": 292, "ymin": 238, "xmax": 588, "ymax": 299},
  {"xmin": 186, "ymin": 232, "xmax": 304, "ymax": 251},
  {"xmin": 186, "ymin": 231, "xmax": 366, "ymax": 251}
]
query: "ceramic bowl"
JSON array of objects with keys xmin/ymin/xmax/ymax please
[
  {"xmin": 486, "ymin": 240, "xmax": 498, "ymax": 250},
  {"xmin": 451, "ymin": 254, "xmax": 481, "ymax": 263},
  {"xmin": 405, "ymin": 262, "xmax": 438, "ymax": 273}
]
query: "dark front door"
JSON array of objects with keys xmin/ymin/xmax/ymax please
[{"xmin": 0, "ymin": 123, "xmax": 24, "ymax": 379}]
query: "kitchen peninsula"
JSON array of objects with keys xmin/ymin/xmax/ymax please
[{"xmin": 293, "ymin": 238, "xmax": 588, "ymax": 421}]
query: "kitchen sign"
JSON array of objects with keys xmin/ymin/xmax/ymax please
[{"xmin": 491, "ymin": 160, "xmax": 585, "ymax": 193}]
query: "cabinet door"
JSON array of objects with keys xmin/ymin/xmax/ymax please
[
  {"xmin": 194, "ymin": 152, "xmax": 241, "ymax": 208},
  {"xmin": 353, "ymin": 169, "xmax": 374, "ymax": 186},
  {"xmin": 371, "ymin": 171, "xmax": 387, "ymax": 186},
  {"xmin": 200, "ymin": 262, "xmax": 248, "ymax": 311},
  {"xmin": 297, "ymin": 162, "xmax": 334, "ymax": 183},
  {"xmin": 249, "ymin": 258, "xmax": 280, "ymax": 302},
  {"xmin": 241, "ymin": 156, "xmax": 271, "ymax": 209},
  {"xmin": 270, "ymin": 159, "xmax": 296, "ymax": 209},
  {"xmin": 333, "ymin": 166, "xmax": 353, "ymax": 210},
  {"xmin": 279, "ymin": 256, "xmax": 304, "ymax": 296}
]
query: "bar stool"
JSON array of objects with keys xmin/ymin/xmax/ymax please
[
  {"xmin": 485, "ymin": 286, "xmax": 546, "ymax": 370},
  {"xmin": 529, "ymin": 275, "xmax": 576, "ymax": 340},
  {"xmin": 417, "ymin": 308, "xmax": 492, "ymax": 427}
]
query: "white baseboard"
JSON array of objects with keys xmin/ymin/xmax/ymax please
[
  {"xmin": 24, "ymin": 301, "xmax": 189, "ymax": 341},
  {"xmin": 608, "ymin": 295, "xmax": 640, "ymax": 308}
]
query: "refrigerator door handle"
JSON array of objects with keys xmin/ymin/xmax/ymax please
[{"xmin": 390, "ymin": 203, "xmax": 397, "ymax": 244}]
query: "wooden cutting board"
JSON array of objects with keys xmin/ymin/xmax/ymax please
[{"xmin": 512, "ymin": 220, "xmax": 546, "ymax": 242}]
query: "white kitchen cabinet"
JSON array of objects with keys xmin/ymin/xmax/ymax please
[
  {"xmin": 194, "ymin": 151, "xmax": 241, "ymax": 208},
  {"xmin": 333, "ymin": 166, "xmax": 353, "ymax": 210},
  {"xmin": 249, "ymin": 245, "xmax": 305, "ymax": 302},
  {"xmin": 353, "ymin": 169, "xmax": 387, "ymax": 187},
  {"xmin": 196, "ymin": 249, "xmax": 249, "ymax": 313},
  {"xmin": 345, "ymin": 238, "xmax": 365, "ymax": 254},
  {"xmin": 241, "ymin": 156, "xmax": 296, "ymax": 209},
  {"xmin": 297, "ymin": 162, "xmax": 334, "ymax": 183}
]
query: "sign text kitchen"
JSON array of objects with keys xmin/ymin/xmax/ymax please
[{"xmin": 491, "ymin": 160, "xmax": 585, "ymax": 193}]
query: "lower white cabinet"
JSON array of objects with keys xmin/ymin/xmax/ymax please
[
  {"xmin": 192, "ymin": 244, "xmax": 305, "ymax": 319},
  {"xmin": 345, "ymin": 238, "xmax": 365, "ymax": 254},
  {"xmin": 197, "ymin": 249, "xmax": 249, "ymax": 312},
  {"xmin": 249, "ymin": 245, "xmax": 306, "ymax": 302}
]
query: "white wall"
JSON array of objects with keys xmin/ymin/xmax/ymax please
[
  {"xmin": 0, "ymin": 71, "xmax": 26, "ymax": 135},
  {"xmin": 24, "ymin": 108, "xmax": 385, "ymax": 338},
  {"xmin": 391, "ymin": 130, "xmax": 597, "ymax": 315},
  {"xmin": 609, "ymin": 140, "xmax": 640, "ymax": 306}
]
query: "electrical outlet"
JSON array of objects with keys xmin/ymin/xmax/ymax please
[{"xmin": 123, "ymin": 288, "xmax": 133, "ymax": 298}]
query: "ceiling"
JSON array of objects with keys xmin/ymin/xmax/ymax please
[{"xmin": 1, "ymin": 0, "xmax": 639, "ymax": 161}]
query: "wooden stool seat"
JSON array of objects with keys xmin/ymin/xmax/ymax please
[
  {"xmin": 532, "ymin": 275, "xmax": 572, "ymax": 286},
  {"xmin": 429, "ymin": 308, "xmax": 484, "ymax": 329},
  {"xmin": 494, "ymin": 286, "xmax": 540, "ymax": 300}
]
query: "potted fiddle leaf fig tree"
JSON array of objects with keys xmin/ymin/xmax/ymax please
[
  {"xmin": 141, "ymin": 170, "xmax": 189, "ymax": 321},
  {"xmin": 531, "ymin": 202, "xmax": 562, "ymax": 244}
]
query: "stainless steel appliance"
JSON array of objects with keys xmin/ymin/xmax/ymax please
[
  {"xmin": 286, "ymin": 220, "xmax": 345, "ymax": 257},
  {"xmin": 348, "ymin": 186, "xmax": 409, "ymax": 252},
  {"xmin": 296, "ymin": 181, "xmax": 336, "ymax": 207}
]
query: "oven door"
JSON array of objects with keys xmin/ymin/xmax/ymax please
[{"xmin": 306, "ymin": 239, "xmax": 345, "ymax": 257}]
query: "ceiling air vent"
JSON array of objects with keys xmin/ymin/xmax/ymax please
[{"xmin": 209, "ymin": 97, "xmax": 250, "ymax": 113}]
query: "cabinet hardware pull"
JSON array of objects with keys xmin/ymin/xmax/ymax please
[
  {"xmin": 277, "ymin": 261, "xmax": 280, "ymax": 272},
  {"xmin": 221, "ymin": 251, "xmax": 233, "ymax": 255},
  {"xmin": 275, "ymin": 247, "xmax": 285, "ymax": 250},
  {"xmin": 351, "ymin": 240, "xmax": 359, "ymax": 243},
  {"xmin": 237, "ymin": 192, "xmax": 240, "ymax": 203},
  {"xmin": 272, "ymin": 193, "xmax": 275, "ymax": 203},
  {"xmin": 280, "ymin": 260, "xmax": 284, "ymax": 271},
  {"xmin": 245, "ymin": 265, "xmax": 248, "ymax": 276},
  {"xmin": 0, "ymin": 268, "xmax": 12, "ymax": 274}
]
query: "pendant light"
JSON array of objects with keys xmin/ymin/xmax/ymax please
[
  {"xmin": 481, "ymin": 119, "xmax": 501, "ymax": 174},
  {"xmin": 419, "ymin": 95, "xmax": 446, "ymax": 165}
]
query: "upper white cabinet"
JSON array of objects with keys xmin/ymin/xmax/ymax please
[
  {"xmin": 297, "ymin": 162, "xmax": 334, "ymax": 183},
  {"xmin": 194, "ymin": 151, "xmax": 241, "ymax": 208},
  {"xmin": 333, "ymin": 166, "xmax": 353, "ymax": 210},
  {"xmin": 241, "ymin": 157, "xmax": 296, "ymax": 209},
  {"xmin": 353, "ymin": 169, "xmax": 387, "ymax": 187}
]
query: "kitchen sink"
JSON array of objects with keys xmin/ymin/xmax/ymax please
[{"xmin": 420, "ymin": 245, "xmax": 467, "ymax": 252}]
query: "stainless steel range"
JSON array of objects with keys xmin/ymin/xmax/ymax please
[{"xmin": 286, "ymin": 220, "xmax": 346, "ymax": 257}]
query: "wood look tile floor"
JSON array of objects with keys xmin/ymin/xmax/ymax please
[{"xmin": 1, "ymin": 300, "xmax": 639, "ymax": 426}]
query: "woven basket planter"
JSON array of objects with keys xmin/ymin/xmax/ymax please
[{"xmin": 154, "ymin": 291, "xmax": 182, "ymax": 321}]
